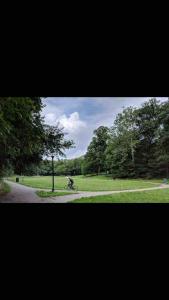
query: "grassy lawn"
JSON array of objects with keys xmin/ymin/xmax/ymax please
[
  {"xmin": 72, "ymin": 188, "xmax": 169, "ymax": 203},
  {"xmin": 0, "ymin": 181, "xmax": 10, "ymax": 196},
  {"xmin": 8, "ymin": 175, "xmax": 162, "ymax": 192},
  {"xmin": 36, "ymin": 190, "xmax": 76, "ymax": 198}
]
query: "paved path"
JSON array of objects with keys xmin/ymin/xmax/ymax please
[
  {"xmin": 0, "ymin": 181, "xmax": 52, "ymax": 203},
  {"xmin": 1, "ymin": 180, "xmax": 169, "ymax": 203},
  {"xmin": 48, "ymin": 184, "xmax": 169, "ymax": 203}
]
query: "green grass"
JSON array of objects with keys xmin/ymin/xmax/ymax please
[
  {"xmin": 8, "ymin": 175, "xmax": 162, "ymax": 192},
  {"xmin": 36, "ymin": 190, "xmax": 76, "ymax": 198},
  {"xmin": 0, "ymin": 181, "xmax": 10, "ymax": 196},
  {"xmin": 72, "ymin": 188, "xmax": 169, "ymax": 203}
]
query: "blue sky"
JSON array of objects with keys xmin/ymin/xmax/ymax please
[{"xmin": 42, "ymin": 97, "xmax": 168, "ymax": 159}]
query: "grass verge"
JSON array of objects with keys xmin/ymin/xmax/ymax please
[
  {"xmin": 72, "ymin": 188, "xmax": 169, "ymax": 203},
  {"xmin": 0, "ymin": 181, "xmax": 11, "ymax": 196},
  {"xmin": 36, "ymin": 190, "xmax": 77, "ymax": 198}
]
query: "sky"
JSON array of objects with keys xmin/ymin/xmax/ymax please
[{"xmin": 42, "ymin": 97, "xmax": 168, "ymax": 159}]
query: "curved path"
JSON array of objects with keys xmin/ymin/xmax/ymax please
[
  {"xmin": 0, "ymin": 181, "xmax": 52, "ymax": 203},
  {"xmin": 48, "ymin": 184, "xmax": 169, "ymax": 203},
  {"xmin": 0, "ymin": 180, "xmax": 169, "ymax": 203}
]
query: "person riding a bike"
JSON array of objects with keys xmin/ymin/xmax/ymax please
[{"xmin": 66, "ymin": 176, "xmax": 74, "ymax": 189}]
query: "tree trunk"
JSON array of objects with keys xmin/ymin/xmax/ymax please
[
  {"xmin": 98, "ymin": 165, "xmax": 101, "ymax": 175},
  {"xmin": 166, "ymin": 165, "xmax": 169, "ymax": 178}
]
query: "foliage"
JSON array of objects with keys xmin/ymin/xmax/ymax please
[
  {"xmin": 43, "ymin": 124, "xmax": 74, "ymax": 157},
  {"xmin": 0, "ymin": 181, "xmax": 11, "ymax": 196},
  {"xmin": 0, "ymin": 97, "xmax": 73, "ymax": 176},
  {"xmin": 85, "ymin": 126, "xmax": 110, "ymax": 174},
  {"xmin": 104, "ymin": 98, "xmax": 169, "ymax": 178},
  {"xmin": 36, "ymin": 156, "xmax": 84, "ymax": 176}
]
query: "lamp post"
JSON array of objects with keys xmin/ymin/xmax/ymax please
[{"xmin": 51, "ymin": 155, "xmax": 55, "ymax": 192}]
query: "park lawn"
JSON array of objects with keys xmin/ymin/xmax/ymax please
[
  {"xmin": 0, "ymin": 181, "xmax": 10, "ymax": 196},
  {"xmin": 72, "ymin": 188, "xmax": 169, "ymax": 203},
  {"xmin": 36, "ymin": 190, "xmax": 76, "ymax": 198},
  {"xmin": 8, "ymin": 175, "xmax": 162, "ymax": 191}
]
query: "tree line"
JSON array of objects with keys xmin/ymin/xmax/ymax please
[
  {"xmin": 84, "ymin": 98, "xmax": 169, "ymax": 178},
  {"xmin": 21, "ymin": 157, "xmax": 84, "ymax": 176}
]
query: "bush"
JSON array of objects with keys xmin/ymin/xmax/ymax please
[{"xmin": 0, "ymin": 181, "xmax": 10, "ymax": 195}]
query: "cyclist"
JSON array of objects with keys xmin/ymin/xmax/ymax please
[{"xmin": 66, "ymin": 176, "xmax": 74, "ymax": 189}]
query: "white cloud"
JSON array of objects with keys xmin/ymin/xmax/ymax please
[
  {"xmin": 42, "ymin": 103, "xmax": 63, "ymax": 125},
  {"xmin": 43, "ymin": 110, "xmax": 90, "ymax": 158},
  {"xmin": 58, "ymin": 112, "xmax": 87, "ymax": 135},
  {"xmin": 45, "ymin": 113, "xmax": 57, "ymax": 125},
  {"xmin": 54, "ymin": 112, "xmax": 94, "ymax": 159}
]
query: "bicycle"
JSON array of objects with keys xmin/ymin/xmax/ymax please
[{"xmin": 64, "ymin": 184, "xmax": 78, "ymax": 192}]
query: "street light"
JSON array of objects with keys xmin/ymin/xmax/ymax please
[{"xmin": 51, "ymin": 155, "xmax": 55, "ymax": 192}]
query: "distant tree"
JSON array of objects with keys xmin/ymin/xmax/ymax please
[
  {"xmin": 134, "ymin": 98, "xmax": 162, "ymax": 177},
  {"xmin": 154, "ymin": 99, "xmax": 169, "ymax": 177},
  {"xmin": 105, "ymin": 107, "xmax": 139, "ymax": 178},
  {"xmin": 85, "ymin": 126, "xmax": 110, "ymax": 175},
  {"xmin": 105, "ymin": 98, "xmax": 164, "ymax": 178}
]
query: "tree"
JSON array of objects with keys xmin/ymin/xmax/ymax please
[
  {"xmin": 134, "ymin": 98, "xmax": 162, "ymax": 177},
  {"xmin": 0, "ymin": 97, "xmax": 74, "ymax": 176},
  {"xmin": 105, "ymin": 99, "xmax": 164, "ymax": 178},
  {"xmin": 105, "ymin": 128, "xmax": 134, "ymax": 178},
  {"xmin": 0, "ymin": 97, "xmax": 45, "ymax": 175},
  {"xmin": 105, "ymin": 106, "xmax": 140, "ymax": 178},
  {"xmin": 43, "ymin": 124, "xmax": 74, "ymax": 158},
  {"xmin": 114, "ymin": 107, "xmax": 139, "ymax": 165},
  {"xmin": 85, "ymin": 126, "xmax": 110, "ymax": 175},
  {"xmin": 154, "ymin": 99, "xmax": 169, "ymax": 177}
]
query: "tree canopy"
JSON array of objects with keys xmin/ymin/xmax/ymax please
[
  {"xmin": 84, "ymin": 98, "xmax": 169, "ymax": 178},
  {"xmin": 84, "ymin": 126, "xmax": 110, "ymax": 175},
  {"xmin": 0, "ymin": 97, "xmax": 73, "ymax": 176}
]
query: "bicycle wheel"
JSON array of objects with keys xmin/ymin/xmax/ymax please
[{"xmin": 73, "ymin": 185, "xmax": 78, "ymax": 192}]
